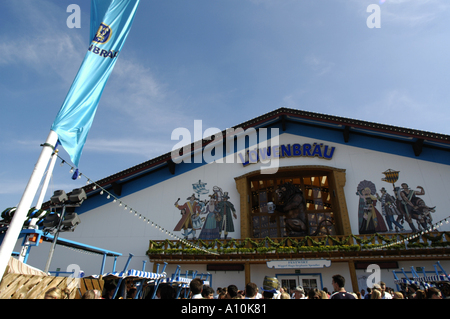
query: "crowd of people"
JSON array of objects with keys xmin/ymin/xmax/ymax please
[
  {"xmin": 43, "ymin": 273, "xmax": 447, "ymax": 299},
  {"xmin": 194, "ymin": 275, "xmax": 445, "ymax": 300}
]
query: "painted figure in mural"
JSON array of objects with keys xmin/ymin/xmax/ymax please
[
  {"xmin": 376, "ymin": 187, "xmax": 404, "ymax": 232},
  {"xmin": 173, "ymin": 183, "xmax": 238, "ymax": 240},
  {"xmin": 174, "ymin": 194, "xmax": 202, "ymax": 240},
  {"xmin": 356, "ymin": 180, "xmax": 387, "ymax": 234},
  {"xmin": 212, "ymin": 186, "xmax": 224, "ymax": 202},
  {"xmin": 273, "ymin": 182, "xmax": 308, "ymax": 236},
  {"xmin": 216, "ymin": 192, "xmax": 237, "ymax": 239},
  {"xmin": 198, "ymin": 194, "xmax": 221, "ymax": 240},
  {"xmin": 397, "ymin": 183, "xmax": 436, "ymax": 232}
]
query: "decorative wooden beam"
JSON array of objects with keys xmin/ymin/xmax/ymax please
[
  {"xmin": 111, "ymin": 182, "xmax": 122, "ymax": 197},
  {"xmin": 412, "ymin": 138, "xmax": 424, "ymax": 156},
  {"xmin": 281, "ymin": 115, "xmax": 287, "ymax": 131},
  {"xmin": 343, "ymin": 126, "xmax": 350, "ymax": 143},
  {"xmin": 168, "ymin": 159, "xmax": 176, "ymax": 175}
]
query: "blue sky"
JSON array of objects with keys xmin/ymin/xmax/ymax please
[{"xmin": 0, "ymin": 0, "xmax": 449, "ymax": 211}]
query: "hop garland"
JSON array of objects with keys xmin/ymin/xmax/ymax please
[{"xmin": 148, "ymin": 231, "xmax": 450, "ymax": 256}]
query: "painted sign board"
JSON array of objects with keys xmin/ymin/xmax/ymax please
[{"xmin": 266, "ymin": 259, "xmax": 331, "ymax": 269}]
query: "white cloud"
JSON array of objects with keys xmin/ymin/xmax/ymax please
[
  {"xmin": 0, "ymin": 1, "xmax": 85, "ymax": 83},
  {"xmin": 101, "ymin": 58, "xmax": 194, "ymax": 135},
  {"xmin": 357, "ymin": 89, "xmax": 450, "ymax": 133},
  {"xmin": 304, "ymin": 55, "xmax": 335, "ymax": 77}
]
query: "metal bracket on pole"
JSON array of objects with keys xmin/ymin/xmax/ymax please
[{"xmin": 44, "ymin": 206, "xmax": 67, "ymax": 274}]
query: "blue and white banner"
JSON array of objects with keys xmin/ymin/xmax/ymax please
[{"xmin": 51, "ymin": 0, "xmax": 140, "ymax": 167}]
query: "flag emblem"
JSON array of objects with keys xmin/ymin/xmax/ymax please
[
  {"xmin": 93, "ymin": 23, "xmax": 112, "ymax": 44},
  {"xmin": 381, "ymin": 169, "xmax": 400, "ymax": 184}
]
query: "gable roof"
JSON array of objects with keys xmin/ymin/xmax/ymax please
[{"xmin": 49, "ymin": 107, "xmax": 450, "ymax": 203}]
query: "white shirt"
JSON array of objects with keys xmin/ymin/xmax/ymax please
[{"xmin": 382, "ymin": 293, "xmax": 393, "ymax": 299}]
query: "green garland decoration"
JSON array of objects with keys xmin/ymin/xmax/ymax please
[{"xmin": 148, "ymin": 232, "xmax": 450, "ymax": 256}]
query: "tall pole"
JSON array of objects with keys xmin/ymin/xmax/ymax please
[
  {"xmin": 35, "ymin": 147, "xmax": 59, "ymax": 211},
  {"xmin": 44, "ymin": 205, "xmax": 66, "ymax": 274},
  {"xmin": 17, "ymin": 145, "xmax": 60, "ymax": 264},
  {"xmin": 0, "ymin": 130, "xmax": 58, "ymax": 279}
]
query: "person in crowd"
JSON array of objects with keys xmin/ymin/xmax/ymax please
[
  {"xmin": 406, "ymin": 284, "xmax": 419, "ymax": 299},
  {"xmin": 245, "ymin": 282, "xmax": 259, "ymax": 299},
  {"xmin": 280, "ymin": 292, "xmax": 291, "ymax": 299},
  {"xmin": 202, "ymin": 286, "xmax": 215, "ymax": 299},
  {"xmin": 214, "ymin": 287, "xmax": 223, "ymax": 299},
  {"xmin": 426, "ymin": 287, "xmax": 443, "ymax": 299},
  {"xmin": 82, "ymin": 289, "xmax": 103, "ymax": 299},
  {"xmin": 190, "ymin": 278, "xmax": 204, "ymax": 299},
  {"xmin": 159, "ymin": 284, "xmax": 176, "ymax": 299},
  {"xmin": 364, "ymin": 287, "xmax": 372, "ymax": 299},
  {"xmin": 414, "ymin": 289, "xmax": 427, "ymax": 299},
  {"xmin": 360, "ymin": 289, "xmax": 366, "ymax": 299},
  {"xmin": 392, "ymin": 292, "xmax": 405, "ymax": 299},
  {"xmin": 330, "ymin": 274, "xmax": 356, "ymax": 299},
  {"xmin": 371, "ymin": 289, "xmax": 382, "ymax": 299},
  {"xmin": 227, "ymin": 284, "xmax": 241, "ymax": 299},
  {"xmin": 44, "ymin": 287, "xmax": 70, "ymax": 299},
  {"xmin": 307, "ymin": 288, "xmax": 321, "ymax": 299},
  {"xmin": 102, "ymin": 282, "xmax": 117, "ymax": 299},
  {"xmin": 218, "ymin": 291, "xmax": 228, "ymax": 299},
  {"xmin": 260, "ymin": 276, "xmax": 281, "ymax": 299},
  {"xmin": 319, "ymin": 290, "xmax": 329, "ymax": 299},
  {"xmin": 379, "ymin": 281, "xmax": 392, "ymax": 299},
  {"xmin": 262, "ymin": 290, "xmax": 274, "ymax": 299},
  {"xmin": 292, "ymin": 285, "xmax": 306, "ymax": 299}
]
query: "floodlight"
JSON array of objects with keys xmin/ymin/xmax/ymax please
[
  {"xmin": 43, "ymin": 213, "xmax": 60, "ymax": 228},
  {"xmin": 69, "ymin": 188, "xmax": 87, "ymax": 204},
  {"xmin": 43, "ymin": 187, "xmax": 85, "ymax": 273},
  {"xmin": 50, "ymin": 190, "xmax": 68, "ymax": 205},
  {"xmin": 61, "ymin": 212, "xmax": 81, "ymax": 230}
]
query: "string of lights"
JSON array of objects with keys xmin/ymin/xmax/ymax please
[
  {"xmin": 374, "ymin": 216, "xmax": 450, "ymax": 250},
  {"xmin": 56, "ymin": 154, "xmax": 219, "ymax": 256}
]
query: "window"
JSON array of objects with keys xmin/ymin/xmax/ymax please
[{"xmin": 250, "ymin": 172, "xmax": 337, "ymax": 237}]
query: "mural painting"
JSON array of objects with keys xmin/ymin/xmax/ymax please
[
  {"xmin": 173, "ymin": 180, "xmax": 237, "ymax": 240},
  {"xmin": 357, "ymin": 169, "xmax": 437, "ymax": 235}
]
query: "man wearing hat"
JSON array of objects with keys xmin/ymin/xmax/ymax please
[
  {"xmin": 260, "ymin": 276, "xmax": 281, "ymax": 299},
  {"xmin": 292, "ymin": 286, "xmax": 306, "ymax": 299},
  {"xmin": 376, "ymin": 187, "xmax": 404, "ymax": 232},
  {"xmin": 174, "ymin": 194, "xmax": 202, "ymax": 240},
  {"xmin": 217, "ymin": 192, "xmax": 237, "ymax": 239}
]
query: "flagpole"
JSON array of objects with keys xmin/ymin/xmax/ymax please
[
  {"xmin": 35, "ymin": 146, "xmax": 59, "ymax": 211},
  {"xmin": 0, "ymin": 130, "xmax": 59, "ymax": 279},
  {"xmin": 17, "ymin": 145, "xmax": 60, "ymax": 263}
]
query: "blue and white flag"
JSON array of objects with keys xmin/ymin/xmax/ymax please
[{"xmin": 51, "ymin": 0, "xmax": 140, "ymax": 168}]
